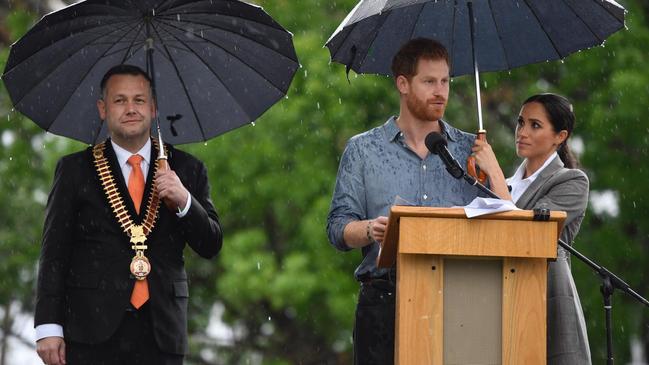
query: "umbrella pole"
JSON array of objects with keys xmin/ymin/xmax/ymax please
[
  {"xmin": 467, "ymin": 2, "xmax": 484, "ymax": 133},
  {"xmin": 466, "ymin": 2, "xmax": 487, "ymax": 183},
  {"xmin": 144, "ymin": 23, "xmax": 169, "ymax": 169},
  {"xmin": 145, "ymin": 36, "xmax": 178, "ymax": 212}
]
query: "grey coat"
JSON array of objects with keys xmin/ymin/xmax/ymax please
[{"xmin": 515, "ymin": 156, "xmax": 591, "ymax": 365}]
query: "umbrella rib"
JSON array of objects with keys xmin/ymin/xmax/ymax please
[
  {"xmin": 592, "ymin": 0, "xmax": 625, "ymax": 23},
  {"xmin": 11, "ymin": 18, "xmax": 143, "ymax": 108},
  {"xmin": 155, "ymin": 0, "xmax": 284, "ymax": 31},
  {"xmin": 155, "ymin": 18, "xmax": 293, "ymax": 94},
  {"xmin": 152, "ymin": 21, "xmax": 256, "ymax": 124},
  {"xmin": 356, "ymin": 12, "xmax": 392, "ymax": 72},
  {"xmin": 407, "ymin": 3, "xmax": 426, "ymax": 43},
  {"xmin": 155, "ymin": 15, "xmax": 297, "ymax": 63},
  {"xmin": 486, "ymin": 0, "xmax": 513, "ymax": 71},
  {"xmin": 559, "ymin": 0, "xmax": 604, "ymax": 44},
  {"xmin": 51, "ymin": 22, "xmax": 150, "ymax": 142},
  {"xmin": 118, "ymin": 21, "xmax": 147, "ymax": 64},
  {"xmin": 157, "ymin": 10, "xmax": 279, "ymax": 30},
  {"xmin": 149, "ymin": 21, "xmax": 210, "ymax": 141},
  {"xmin": 449, "ymin": 0, "xmax": 457, "ymax": 74},
  {"xmin": 328, "ymin": 23, "xmax": 356, "ymax": 62},
  {"xmin": 520, "ymin": 0, "xmax": 565, "ymax": 59}
]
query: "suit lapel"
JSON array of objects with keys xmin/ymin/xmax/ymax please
[{"xmin": 516, "ymin": 156, "xmax": 564, "ymax": 209}]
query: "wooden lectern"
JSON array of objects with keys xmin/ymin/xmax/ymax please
[{"xmin": 377, "ymin": 206, "xmax": 565, "ymax": 365}]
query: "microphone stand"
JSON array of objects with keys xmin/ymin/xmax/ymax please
[{"xmin": 461, "ymin": 171, "xmax": 649, "ymax": 365}]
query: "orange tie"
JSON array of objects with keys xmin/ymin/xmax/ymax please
[{"xmin": 127, "ymin": 155, "xmax": 149, "ymax": 308}]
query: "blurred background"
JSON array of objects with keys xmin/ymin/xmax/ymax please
[{"xmin": 1, "ymin": 0, "xmax": 648, "ymax": 364}]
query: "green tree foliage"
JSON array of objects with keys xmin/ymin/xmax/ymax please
[
  {"xmin": 1, "ymin": 0, "xmax": 648, "ymax": 364},
  {"xmin": 0, "ymin": 8, "xmax": 66, "ymax": 363}
]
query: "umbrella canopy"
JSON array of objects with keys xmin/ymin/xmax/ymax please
[
  {"xmin": 2, "ymin": 0, "xmax": 299, "ymax": 145},
  {"xmin": 326, "ymin": 0, "xmax": 625, "ymax": 78}
]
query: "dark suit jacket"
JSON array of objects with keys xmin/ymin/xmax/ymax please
[
  {"xmin": 35, "ymin": 140, "xmax": 222, "ymax": 355},
  {"xmin": 516, "ymin": 156, "xmax": 591, "ymax": 365}
]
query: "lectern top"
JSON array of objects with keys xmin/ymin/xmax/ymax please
[{"xmin": 377, "ymin": 207, "xmax": 566, "ymax": 268}]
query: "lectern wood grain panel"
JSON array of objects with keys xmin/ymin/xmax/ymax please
[{"xmin": 378, "ymin": 207, "xmax": 564, "ymax": 365}]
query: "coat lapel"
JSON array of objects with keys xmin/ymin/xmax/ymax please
[{"xmin": 515, "ymin": 156, "xmax": 564, "ymax": 209}]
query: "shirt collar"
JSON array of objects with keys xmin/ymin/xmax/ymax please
[
  {"xmin": 111, "ymin": 139, "xmax": 151, "ymax": 168},
  {"xmin": 383, "ymin": 116, "xmax": 459, "ymax": 142},
  {"xmin": 508, "ymin": 151, "xmax": 558, "ymax": 184}
]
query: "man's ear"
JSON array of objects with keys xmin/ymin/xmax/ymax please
[
  {"xmin": 97, "ymin": 99, "xmax": 106, "ymax": 120},
  {"xmin": 396, "ymin": 75, "xmax": 410, "ymax": 95}
]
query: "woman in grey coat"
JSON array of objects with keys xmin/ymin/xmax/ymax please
[{"xmin": 472, "ymin": 93, "xmax": 591, "ymax": 364}]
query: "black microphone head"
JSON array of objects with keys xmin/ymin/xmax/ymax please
[{"xmin": 424, "ymin": 132, "xmax": 447, "ymax": 155}]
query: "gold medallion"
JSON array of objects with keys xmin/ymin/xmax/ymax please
[
  {"xmin": 93, "ymin": 140, "xmax": 165, "ymax": 281},
  {"xmin": 130, "ymin": 252, "xmax": 151, "ymax": 280}
]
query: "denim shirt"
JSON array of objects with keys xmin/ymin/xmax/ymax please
[{"xmin": 326, "ymin": 116, "xmax": 480, "ymax": 281}]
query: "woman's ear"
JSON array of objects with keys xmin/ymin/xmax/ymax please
[{"xmin": 556, "ymin": 129, "xmax": 569, "ymax": 147}]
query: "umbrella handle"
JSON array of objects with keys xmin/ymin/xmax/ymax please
[
  {"xmin": 156, "ymin": 157, "xmax": 180, "ymax": 212},
  {"xmin": 467, "ymin": 130, "xmax": 488, "ymax": 185}
]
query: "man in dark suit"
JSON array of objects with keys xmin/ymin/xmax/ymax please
[{"xmin": 35, "ymin": 64, "xmax": 223, "ymax": 365}]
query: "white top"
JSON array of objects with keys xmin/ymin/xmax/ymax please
[
  {"xmin": 506, "ymin": 151, "xmax": 558, "ymax": 204},
  {"xmin": 36, "ymin": 139, "xmax": 191, "ymax": 341}
]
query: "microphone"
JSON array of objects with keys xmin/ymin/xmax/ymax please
[{"xmin": 425, "ymin": 132, "xmax": 464, "ymax": 179}]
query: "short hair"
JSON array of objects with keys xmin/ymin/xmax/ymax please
[
  {"xmin": 99, "ymin": 64, "xmax": 152, "ymax": 98},
  {"xmin": 391, "ymin": 38, "xmax": 450, "ymax": 79}
]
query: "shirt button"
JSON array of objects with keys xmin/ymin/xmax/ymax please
[
  {"xmin": 423, "ymin": 194, "xmax": 428, "ymax": 200},
  {"xmin": 422, "ymin": 165, "xmax": 427, "ymax": 170}
]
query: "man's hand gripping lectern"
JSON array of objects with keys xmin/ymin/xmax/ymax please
[{"xmin": 377, "ymin": 206, "xmax": 565, "ymax": 365}]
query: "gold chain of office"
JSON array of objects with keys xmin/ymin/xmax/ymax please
[{"xmin": 92, "ymin": 139, "xmax": 165, "ymax": 244}]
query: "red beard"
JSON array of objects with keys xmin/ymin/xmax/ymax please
[{"xmin": 406, "ymin": 93, "xmax": 446, "ymax": 122}]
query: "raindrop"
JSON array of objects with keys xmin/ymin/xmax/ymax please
[
  {"xmin": 177, "ymin": 14, "xmax": 181, "ymax": 21},
  {"xmin": 152, "ymin": 9, "xmax": 155, "ymax": 16},
  {"xmin": 317, "ymin": 102, "xmax": 320, "ymax": 110},
  {"xmin": 257, "ymin": 262, "xmax": 261, "ymax": 270},
  {"xmin": 304, "ymin": 69, "xmax": 308, "ymax": 77},
  {"xmin": 268, "ymin": 316, "xmax": 271, "ymax": 321},
  {"xmin": 200, "ymin": 30, "xmax": 204, "ymax": 38},
  {"xmin": 633, "ymin": 201, "xmax": 636, "ymax": 208},
  {"xmin": 9, "ymin": 156, "xmax": 13, "ymax": 161},
  {"xmin": 338, "ymin": 98, "xmax": 342, "ymax": 104},
  {"xmin": 204, "ymin": 142, "xmax": 208, "ymax": 146},
  {"xmin": 251, "ymin": 121, "xmax": 256, "ymax": 126}
]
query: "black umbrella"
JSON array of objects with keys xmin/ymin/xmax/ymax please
[
  {"xmin": 2, "ymin": 0, "xmax": 299, "ymax": 145},
  {"xmin": 326, "ymin": 0, "xmax": 626, "ymax": 180}
]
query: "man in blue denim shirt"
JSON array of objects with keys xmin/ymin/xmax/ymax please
[{"xmin": 326, "ymin": 38, "xmax": 479, "ymax": 365}]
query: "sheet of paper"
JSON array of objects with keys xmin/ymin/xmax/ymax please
[{"xmin": 462, "ymin": 197, "xmax": 521, "ymax": 218}]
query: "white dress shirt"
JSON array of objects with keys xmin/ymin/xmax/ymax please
[{"xmin": 506, "ymin": 151, "xmax": 558, "ymax": 204}]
